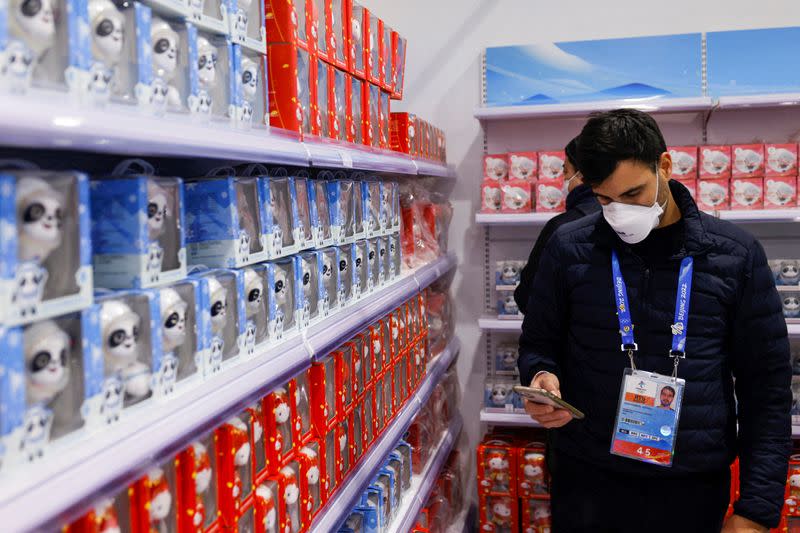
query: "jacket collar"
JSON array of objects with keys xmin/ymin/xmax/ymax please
[
  {"xmin": 594, "ymin": 180, "xmax": 714, "ymax": 257},
  {"xmin": 566, "ymin": 183, "xmax": 598, "ymax": 212}
]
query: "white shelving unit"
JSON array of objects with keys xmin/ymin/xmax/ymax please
[
  {"xmin": 0, "ymin": 92, "xmax": 452, "ymax": 177},
  {"xmin": 480, "ymin": 409, "xmax": 542, "ymax": 428},
  {"xmin": 310, "ymin": 337, "xmax": 462, "ymax": 533},
  {"xmin": 0, "ymin": 254, "xmax": 457, "ymax": 533},
  {"xmin": 386, "ymin": 416, "xmax": 464, "ymax": 533}
]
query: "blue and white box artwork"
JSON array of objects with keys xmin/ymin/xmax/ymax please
[
  {"xmin": 0, "ymin": 170, "xmax": 93, "ymax": 326},
  {"xmin": 266, "ymin": 258, "xmax": 297, "ymax": 341},
  {"xmin": 260, "ymin": 176, "xmax": 301, "ymax": 259},
  {"xmin": 184, "ymin": 176, "xmax": 268, "ymax": 268},
  {"xmin": 0, "ymin": 305, "xmax": 102, "ymax": 470},
  {"xmin": 91, "ymin": 171, "xmax": 187, "ymax": 289},
  {"xmin": 318, "ymin": 247, "xmax": 339, "ymax": 317},
  {"xmin": 327, "ymin": 179, "xmax": 355, "ymax": 245},
  {"xmin": 241, "ymin": 264, "xmax": 269, "ymax": 354}
]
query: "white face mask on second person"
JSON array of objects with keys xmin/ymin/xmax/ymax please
[
  {"xmin": 601, "ymin": 165, "xmax": 666, "ymax": 244},
  {"xmin": 563, "ymin": 171, "xmax": 581, "ymax": 196}
]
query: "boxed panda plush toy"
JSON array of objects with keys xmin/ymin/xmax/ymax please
[
  {"xmin": 700, "ymin": 145, "xmax": 731, "ymax": 179},
  {"xmin": 500, "ymin": 181, "xmax": 533, "ymax": 213},
  {"xmin": 353, "ymin": 240, "xmax": 369, "ymax": 299},
  {"xmin": 190, "ymin": 30, "xmax": 236, "ymax": 120},
  {"xmin": 732, "ymin": 144, "xmax": 765, "ymax": 179},
  {"xmin": 317, "ymin": 247, "xmax": 339, "ymax": 317},
  {"xmin": 765, "ymin": 176, "xmax": 798, "ymax": 208},
  {"xmin": 484, "ymin": 154, "xmax": 509, "ymax": 181},
  {"xmin": 234, "ymin": 45, "xmax": 268, "ymax": 128},
  {"xmin": 769, "ymin": 259, "xmax": 800, "ymax": 286},
  {"xmin": 766, "ymin": 143, "xmax": 798, "ymax": 178},
  {"xmin": 779, "ymin": 286, "xmax": 800, "ymax": 319},
  {"xmin": 327, "ymin": 179, "xmax": 355, "ymax": 245},
  {"xmin": 241, "ymin": 265, "xmax": 269, "ymax": 354},
  {"xmin": 496, "ymin": 291, "xmax": 521, "ymax": 318},
  {"xmin": 91, "ymin": 163, "xmax": 186, "ymax": 289},
  {"xmin": 228, "ymin": 0, "xmax": 266, "ymax": 55},
  {"xmin": 507, "ymin": 152, "xmax": 538, "ymax": 181},
  {"xmin": 0, "ymin": 305, "xmax": 103, "ymax": 471},
  {"xmin": 536, "ymin": 179, "xmax": 565, "ymax": 213},
  {"xmin": 337, "ymin": 243, "xmax": 354, "ymax": 307},
  {"xmin": 495, "ymin": 260, "xmax": 524, "ymax": 287},
  {"xmin": 730, "ymin": 177, "xmax": 763, "ymax": 210},
  {"xmin": 260, "ymin": 175, "xmax": 301, "ymax": 259},
  {"xmin": 294, "ymin": 177, "xmax": 316, "ymax": 252},
  {"xmin": 366, "ymin": 238, "xmax": 381, "ymax": 292},
  {"xmin": 186, "ymin": 0, "xmax": 228, "ymax": 34},
  {"xmin": 494, "ymin": 343, "xmax": 519, "ymax": 375},
  {"xmin": 294, "ymin": 252, "xmax": 320, "ymax": 329},
  {"xmin": 184, "ymin": 175, "xmax": 268, "ymax": 268},
  {"xmin": 0, "ymin": 169, "xmax": 93, "ymax": 326},
  {"xmin": 669, "ymin": 146, "xmax": 698, "ymax": 178},
  {"xmin": 266, "ymin": 258, "xmax": 297, "ymax": 342},
  {"xmin": 309, "ymin": 178, "xmax": 333, "ymax": 248},
  {"xmin": 353, "ymin": 177, "xmax": 367, "ymax": 240},
  {"xmin": 538, "ymin": 151, "xmax": 565, "ymax": 181},
  {"xmin": 483, "ymin": 379, "xmax": 520, "ymax": 409},
  {"xmin": 388, "ymin": 234, "xmax": 401, "ymax": 280},
  {"xmin": 190, "ymin": 268, "xmax": 246, "ymax": 375}
]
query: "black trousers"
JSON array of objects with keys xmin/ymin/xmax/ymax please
[{"xmin": 550, "ymin": 455, "xmax": 731, "ymax": 533}]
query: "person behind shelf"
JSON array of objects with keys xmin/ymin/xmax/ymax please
[
  {"xmin": 518, "ymin": 109, "xmax": 791, "ymax": 533},
  {"xmin": 658, "ymin": 385, "xmax": 675, "ymax": 410},
  {"xmin": 513, "ymin": 137, "xmax": 599, "ymax": 315}
]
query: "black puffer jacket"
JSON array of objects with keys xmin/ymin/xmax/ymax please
[{"xmin": 518, "ymin": 180, "xmax": 791, "ymax": 527}]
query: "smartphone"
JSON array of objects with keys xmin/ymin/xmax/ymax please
[{"xmin": 513, "ymin": 386, "xmax": 585, "ymax": 420}]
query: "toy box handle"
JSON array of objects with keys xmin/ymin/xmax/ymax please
[
  {"xmin": 0, "ymin": 159, "xmax": 39, "ymax": 171},
  {"xmin": 205, "ymin": 166, "xmax": 236, "ymax": 177},
  {"xmin": 238, "ymin": 163, "xmax": 270, "ymax": 177},
  {"xmin": 112, "ymin": 159, "xmax": 155, "ymax": 176}
]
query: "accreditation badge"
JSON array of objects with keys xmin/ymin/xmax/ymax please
[{"xmin": 610, "ymin": 368, "xmax": 685, "ymax": 467}]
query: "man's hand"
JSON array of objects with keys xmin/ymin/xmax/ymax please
[
  {"xmin": 523, "ymin": 372, "xmax": 572, "ymax": 428},
  {"xmin": 721, "ymin": 514, "xmax": 768, "ymax": 533}
]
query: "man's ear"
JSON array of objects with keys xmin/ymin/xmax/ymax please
[{"xmin": 659, "ymin": 151, "xmax": 674, "ymax": 180}]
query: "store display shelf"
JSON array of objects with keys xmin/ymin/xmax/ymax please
[
  {"xmin": 0, "ymin": 255, "xmax": 457, "ymax": 532},
  {"xmin": 474, "ymin": 96, "xmax": 713, "ymax": 121},
  {"xmin": 793, "ymin": 426, "xmax": 800, "ymax": 438},
  {"xmin": 480, "ymin": 409, "xmax": 542, "ymax": 427},
  {"xmin": 310, "ymin": 337, "xmax": 462, "ymax": 533},
  {"xmin": 414, "ymin": 158, "xmax": 456, "ymax": 178},
  {"xmin": 717, "ymin": 208, "xmax": 800, "ymax": 223},
  {"xmin": 0, "ymin": 93, "xmax": 450, "ymax": 177},
  {"xmin": 789, "ymin": 323, "xmax": 800, "ymax": 337},
  {"xmin": 386, "ymin": 415, "xmax": 463, "ymax": 533},
  {"xmin": 475, "ymin": 212, "xmax": 557, "ymax": 225},
  {"xmin": 716, "ymin": 93, "xmax": 800, "ymax": 110},
  {"xmin": 478, "ymin": 317, "xmax": 523, "ymax": 331}
]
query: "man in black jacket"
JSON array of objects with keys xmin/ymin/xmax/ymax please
[
  {"xmin": 514, "ymin": 137, "xmax": 599, "ymax": 314},
  {"xmin": 519, "ymin": 109, "xmax": 791, "ymax": 532}
]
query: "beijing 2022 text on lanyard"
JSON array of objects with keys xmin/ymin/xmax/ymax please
[{"xmin": 609, "ymin": 250, "xmax": 693, "ymax": 467}]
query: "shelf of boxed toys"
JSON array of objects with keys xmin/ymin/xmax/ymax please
[
  {"xmin": 0, "ymin": 253, "xmax": 457, "ymax": 533},
  {"xmin": 473, "ymin": 96, "xmax": 715, "ymax": 121},
  {"xmin": 386, "ymin": 415, "xmax": 464, "ymax": 533},
  {"xmin": 0, "ymin": 93, "xmax": 451, "ymax": 177},
  {"xmin": 310, "ymin": 337, "xmax": 462, "ymax": 533},
  {"xmin": 476, "ymin": 208, "xmax": 800, "ymax": 226},
  {"xmin": 480, "ymin": 318, "xmax": 800, "ymax": 337},
  {"xmin": 480, "ymin": 409, "xmax": 542, "ymax": 428}
]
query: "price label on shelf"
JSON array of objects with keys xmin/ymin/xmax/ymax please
[{"xmin": 339, "ymin": 150, "xmax": 354, "ymax": 168}]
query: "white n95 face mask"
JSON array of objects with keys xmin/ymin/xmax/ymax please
[{"xmin": 601, "ymin": 166, "xmax": 665, "ymax": 244}]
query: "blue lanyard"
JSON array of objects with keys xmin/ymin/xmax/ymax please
[{"xmin": 610, "ymin": 250, "xmax": 694, "ymax": 375}]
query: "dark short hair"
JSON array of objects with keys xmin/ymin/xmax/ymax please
[
  {"xmin": 564, "ymin": 136, "xmax": 578, "ymax": 168},
  {"xmin": 575, "ymin": 109, "xmax": 667, "ymax": 186},
  {"xmin": 661, "ymin": 385, "xmax": 676, "ymax": 396}
]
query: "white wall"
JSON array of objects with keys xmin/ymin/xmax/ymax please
[{"xmin": 361, "ymin": 0, "xmax": 800, "ymax": 492}]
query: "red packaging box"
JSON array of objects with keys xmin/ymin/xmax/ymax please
[
  {"xmin": 327, "ymin": 0, "xmax": 347, "ymax": 69},
  {"xmin": 177, "ymin": 439, "xmax": 217, "ymax": 531},
  {"xmin": 731, "ymin": 177, "xmax": 764, "ymax": 210},
  {"xmin": 265, "ymin": 0, "xmax": 311, "ymax": 49},
  {"xmin": 346, "ymin": 403, "xmax": 365, "ymax": 467},
  {"xmin": 390, "ymin": 112, "xmax": 416, "ymax": 154},
  {"xmin": 669, "ymin": 146, "xmax": 698, "ymax": 178},
  {"xmin": 536, "ymin": 179, "xmax": 566, "ymax": 213},
  {"xmin": 766, "ymin": 143, "xmax": 799, "ymax": 177},
  {"xmin": 500, "ymin": 180, "xmax": 534, "ymax": 213},
  {"xmin": 784, "ymin": 454, "xmax": 800, "ymax": 517},
  {"xmin": 298, "ymin": 441, "xmax": 325, "ymax": 522},
  {"xmin": 675, "ymin": 178, "xmax": 697, "ymax": 201},
  {"xmin": 265, "ymin": 386, "xmax": 295, "ymax": 473},
  {"xmin": 362, "ymin": 382, "xmax": 377, "ymax": 445},
  {"xmin": 479, "ymin": 494, "xmax": 519, "ymax": 533},
  {"xmin": 331, "ymin": 67, "xmax": 347, "ymax": 141},
  {"xmin": 379, "ymin": 90, "xmax": 391, "ymax": 149},
  {"xmin": 345, "ymin": 337, "xmax": 366, "ymax": 396},
  {"xmin": 364, "ymin": 8, "xmax": 379, "ymax": 85},
  {"xmin": 364, "ymin": 83, "xmax": 380, "ymax": 148},
  {"xmin": 508, "ymin": 152, "xmax": 538, "ymax": 181},
  {"xmin": 391, "ymin": 31, "xmax": 406, "ymax": 100},
  {"xmin": 481, "ymin": 180, "xmax": 503, "ymax": 213},
  {"xmin": 521, "ymin": 498, "xmax": 552, "ymax": 533},
  {"xmin": 290, "ymin": 372, "xmax": 314, "ymax": 444},
  {"xmin": 380, "ymin": 20, "xmax": 393, "ymax": 92},
  {"xmin": 370, "ymin": 320, "xmax": 391, "ymax": 374},
  {"xmin": 267, "ymin": 43, "xmax": 311, "ymax": 137},
  {"xmin": 311, "ymin": 58, "xmax": 331, "ymax": 138},
  {"xmin": 765, "ymin": 176, "xmax": 798, "ymax": 208},
  {"xmin": 309, "ymin": 355, "xmax": 338, "ymax": 435},
  {"xmin": 517, "ymin": 441, "xmax": 548, "ymax": 499},
  {"xmin": 538, "ymin": 151, "xmax": 566, "ymax": 181},
  {"xmin": 697, "ymin": 178, "xmax": 730, "ymax": 211},
  {"xmin": 477, "ymin": 438, "xmax": 517, "ymax": 495},
  {"xmin": 130, "ymin": 462, "xmax": 179, "ymax": 533},
  {"xmin": 335, "ymin": 420, "xmax": 350, "ymax": 483},
  {"xmin": 217, "ymin": 413, "xmax": 260, "ymax": 528},
  {"xmin": 700, "ymin": 145, "xmax": 732, "ymax": 179},
  {"xmin": 321, "ymin": 427, "xmax": 338, "ymax": 495},
  {"xmin": 277, "ymin": 461, "xmax": 303, "ymax": 532},
  {"xmin": 308, "ymin": 0, "xmax": 328, "ymax": 61},
  {"xmin": 348, "ymin": 1, "xmax": 366, "ymax": 78},
  {"xmin": 732, "ymin": 144, "xmax": 765, "ymax": 178},
  {"xmin": 484, "ymin": 154, "xmax": 509, "ymax": 181},
  {"xmin": 348, "ymin": 76, "xmax": 364, "ymax": 144},
  {"xmin": 333, "ymin": 346, "xmax": 354, "ymax": 413},
  {"xmin": 391, "ymin": 306, "xmax": 408, "ymax": 358},
  {"xmin": 253, "ymin": 479, "xmax": 279, "ymax": 533}
]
